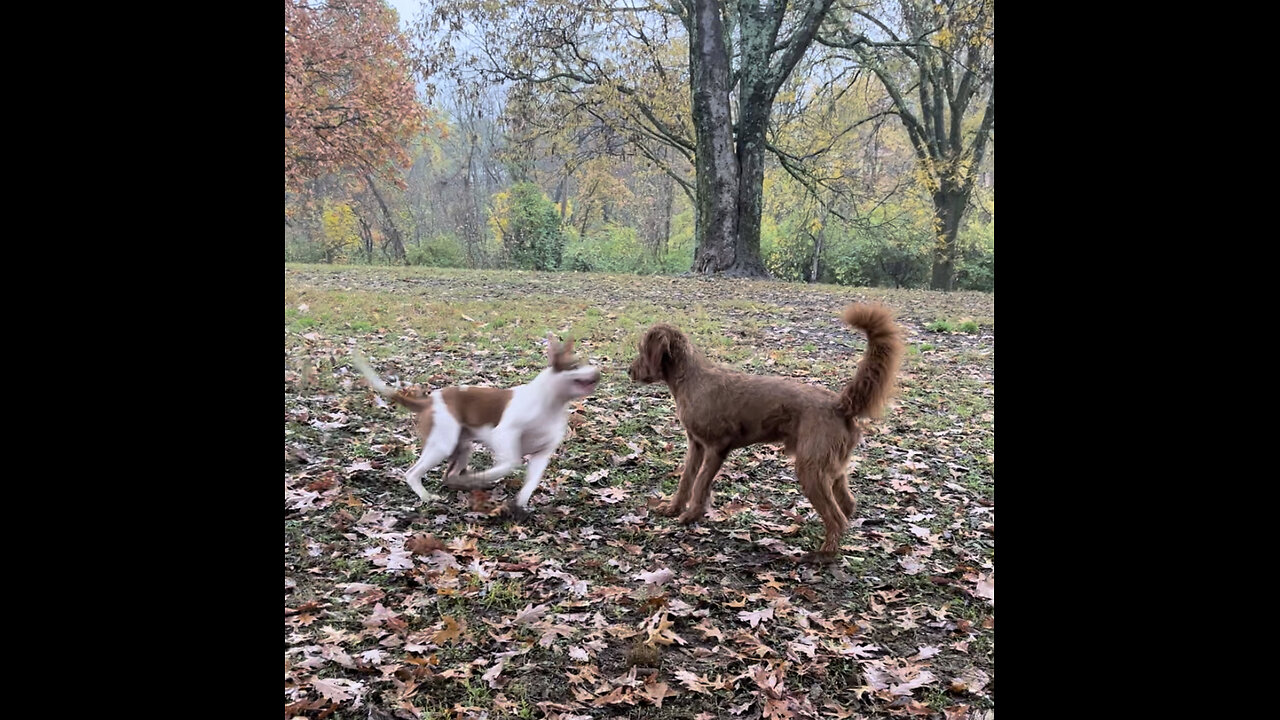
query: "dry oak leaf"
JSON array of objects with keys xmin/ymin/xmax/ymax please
[
  {"xmin": 514, "ymin": 603, "xmax": 551, "ymax": 625},
  {"xmin": 694, "ymin": 619, "xmax": 725, "ymax": 642},
  {"xmin": 974, "ymin": 572, "xmax": 994, "ymax": 605},
  {"xmin": 482, "ymin": 660, "xmax": 506, "ymax": 688},
  {"xmin": 432, "ymin": 616, "xmax": 467, "ymax": 646},
  {"xmin": 762, "ymin": 696, "xmax": 794, "ymax": 720},
  {"xmin": 406, "ymin": 534, "xmax": 445, "ymax": 555},
  {"xmin": 948, "ymin": 667, "xmax": 990, "ymax": 695},
  {"xmin": 644, "ymin": 611, "xmax": 686, "ymax": 647},
  {"xmin": 635, "ymin": 567, "xmax": 675, "ymax": 586},
  {"xmin": 591, "ymin": 686, "xmax": 632, "ymax": 707},
  {"xmin": 673, "ymin": 669, "xmax": 713, "ymax": 695},
  {"xmin": 738, "ymin": 607, "xmax": 775, "ymax": 628},
  {"xmin": 637, "ymin": 681, "xmax": 676, "ymax": 707},
  {"xmin": 312, "ymin": 677, "xmax": 364, "ymax": 705}
]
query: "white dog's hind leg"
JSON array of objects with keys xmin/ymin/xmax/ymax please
[{"xmin": 404, "ymin": 410, "xmax": 461, "ymax": 501}]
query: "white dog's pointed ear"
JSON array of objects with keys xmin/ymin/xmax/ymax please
[{"xmin": 546, "ymin": 332, "xmax": 559, "ymax": 364}]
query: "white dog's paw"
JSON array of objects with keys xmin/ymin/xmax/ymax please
[{"xmin": 504, "ymin": 498, "xmax": 532, "ymax": 521}]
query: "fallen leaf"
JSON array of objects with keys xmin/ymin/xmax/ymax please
[
  {"xmin": 885, "ymin": 697, "xmax": 933, "ymax": 715},
  {"xmin": 694, "ymin": 619, "xmax": 724, "ymax": 642},
  {"xmin": 912, "ymin": 645, "xmax": 941, "ymax": 660},
  {"xmin": 637, "ymin": 681, "xmax": 675, "ymax": 707},
  {"xmin": 890, "ymin": 670, "xmax": 936, "ymax": 696},
  {"xmin": 482, "ymin": 660, "xmax": 505, "ymax": 687},
  {"xmin": 385, "ymin": 551, "xmax": 413, "ymax": 570},
  {"xmin": 974, "ymin": 573, "xmax": 994, "ymax": 604},
  {"xmin": 312, "ymin": 677, "xmax": 363, "ymax": 704},
  {"xmin": 674, "ymin": 669, "xmax": 712, "ymax": 695},
  {"xmin": 514, "ymin": 603, "xmax": 550, "ymax": 625},
  {"xmin": 823, "ymin": 700, "xmax": 858, "ymax": 718},
  {"xmin": 433, "ymin": 616, "xmax": 467, "ymax": 646},
  {"xmin": 592, "ymin": 486, "xmax": 629, "ymax": 503},
  {"xmin": 644, "ymin": 611, "xmax": 686, "ymax": 647},
  {"xmin": 407, "ymin": 534, "xmax": 445, "ymax": 555},
  {"xmin": 592, "ymin": 686, "xmax": 631, "ymax": 706},
  {"xmin": 635, "ymin": 568, "xmax": 674, "ymax": 586},
  {"xmin": 738, "ymin": 607, "xmax": 775, "ymax": 628},
  {"xmin": 948, "ymin": 667, "xmax": 990, "ymax": 695}
]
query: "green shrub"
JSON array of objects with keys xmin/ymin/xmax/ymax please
[
  {"xmin": 491, "ymin": 182, "xmax": 565, "ymax": 271},
  {"xmin": 407, "ymin": 234, "xmax": 467, "ymax": 268}
]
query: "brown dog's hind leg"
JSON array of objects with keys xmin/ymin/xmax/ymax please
[
  {"xmin": 798, "ymin": 462, "xmax": 849, "ymax": 564},
  {"xmin": 834, "ymin": 474, "xmax": 856, "ymax": 521},
  {"xmin": 657, "ymin": 438, "xmax": 704, "ymax": 517}
]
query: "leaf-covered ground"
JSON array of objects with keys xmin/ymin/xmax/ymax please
[{"xmin": 284, "ymin": 265, "xmax": 995, "ymax": 720}]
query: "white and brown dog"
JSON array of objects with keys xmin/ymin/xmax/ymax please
[{"xmin": 352, "ymin": 335, "xmax": 600, "ymax": 517}]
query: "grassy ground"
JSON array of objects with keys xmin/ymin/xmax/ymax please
[{"xmin": 284, "ymin": 264, "xmax": 994, "ymax": 720}]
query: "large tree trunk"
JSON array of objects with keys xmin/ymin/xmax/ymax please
[
  {"xmin": 929, "ymin": 185, "xmax": 967, "ymax": 291},
  {"xmin": 729, "ymin": 126, "xmax": 769, "ymax": 276},
  {"xmin": 459, "ymin": 138, "xmax": 484, "ymax": 268},
  {"xmin": 364, "ymin": 174, "xmax": 406, "ymax": 264},
  {"xmin": 357, "ymin": 214, "xmax": 375, "ymax": 264},
  {"xmin": 687, "ymin": 0, "xmax": 831, "ymax": 278},
  {"xmin": 724, "ymin": 1, "xmax": 779, "ymax": 278},
  {"xmin": 689, "ymin": 0, "xmax": 743, "ymax": 275}
]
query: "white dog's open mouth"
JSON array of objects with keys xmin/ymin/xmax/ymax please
[{"xmin": 573, "ymin": 378, "xmax": 598, "ymax": 393}]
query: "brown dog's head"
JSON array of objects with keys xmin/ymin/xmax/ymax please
[{"xmin": 627, "ymin": 323, "xmax": 689, "ymax": 384}]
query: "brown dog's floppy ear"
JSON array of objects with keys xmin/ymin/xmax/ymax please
[{"xmin": 644, "ymin": 327, "xmax": 671, "ymax": 379}]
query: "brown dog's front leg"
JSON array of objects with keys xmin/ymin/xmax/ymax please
[
  {"xmin": 657, "ymin": 439, "xmax": 704, "ymax": 517},
  {"xmin": 677, "ymin": 446, "xmax": 727, "ymax": 525}
]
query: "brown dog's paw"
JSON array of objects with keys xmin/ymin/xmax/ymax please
[
  {"xmin": 676, "ymin": 507, "xmax": 706, "ymax": 525},
  {"xmin": 654, "ymin": 502, "xmax": 682, "ymax": 518},
  {"xmin": 799, "ymin": 550, "xmax": 838, "ymax": 565}
]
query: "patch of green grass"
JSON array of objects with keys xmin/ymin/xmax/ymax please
[
  {"xmin": 959, "ymin": 320, "xmax": 980, "ymax": 333},
  {"xmin": 927, "ymin": 319, "xmax": 954, "ymax": 332},
  {"xmin": 483, "ymin": 579, "xmax": 525, "ymax": 610},
  {"xmin": 919, "ymin": 343, "xmax": 935, "ymax": 352},
  {"xmin": 461, "ymin": 679, "xmax": 492, "ymax": 706}
]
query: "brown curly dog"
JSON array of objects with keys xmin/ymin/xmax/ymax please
[{"xmin": 627, "ymin": 304, "xmax": 904, "ymax": 563}]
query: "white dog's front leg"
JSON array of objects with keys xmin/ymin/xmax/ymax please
[
  {"xmin": 512, "ymin": 450, "xmax": 553, "ymax": 511},
  {"xmin": 464, "ymin": 436, "xmax": 521, "ymax": 487}
]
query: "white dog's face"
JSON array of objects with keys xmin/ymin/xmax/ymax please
[{"xmin": 547, "ymin": 335, "xmax": 600, "ymax": 399}]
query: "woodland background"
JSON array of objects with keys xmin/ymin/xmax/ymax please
[{"xmin": 285, "ymin": 0, "xmax": 993, "ymax": 291}]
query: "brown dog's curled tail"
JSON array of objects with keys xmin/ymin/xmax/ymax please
[
  {"xmin": 351, "ymin": 352, "xmax": 433, "ymax": 412},
  {"xmin": 838, "ymin": 304, "xmax": 904, "ymax": 419}
]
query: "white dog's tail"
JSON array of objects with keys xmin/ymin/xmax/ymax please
[{"xmin": 351, "ymin": 352, "xmax": 432, "ymax": 411}]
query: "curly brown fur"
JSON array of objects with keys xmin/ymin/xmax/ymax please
[{"xmin": 627, "ymin": 304, "xmax": 903, "ymax": 563}]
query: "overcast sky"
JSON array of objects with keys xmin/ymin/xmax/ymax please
[{"xmin": 387, "ymin": 0, "xmax": 421, "ymax": 28}]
